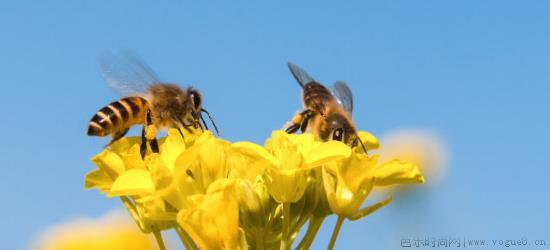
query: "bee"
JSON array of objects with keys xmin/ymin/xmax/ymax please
[
  {"xmin": 87, "ymin": 52, "xmax": 219, "ymax": 157},
  {"xmin": 284, "ymin": 62, "xmax": 367, "ymax": 152}
]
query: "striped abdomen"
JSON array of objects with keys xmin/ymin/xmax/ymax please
[
  {"xmin": 302, "ymin": 82, "xmax": 335, "ymax": 113},
  {"xmin": 87, "ymin": 96, "xmax": 148, "ymax": 136}
]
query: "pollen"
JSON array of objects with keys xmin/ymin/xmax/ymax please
[{"xmin": 144, "ymin": 125, "xmax": 157, "ymax": 140}]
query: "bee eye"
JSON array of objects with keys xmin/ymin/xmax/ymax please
[
  {"xmin": 332, "ymin": 128, "xmax": 344, "ymax": 141},
  {"xmin": 190, "ymin": 92, "xmax": 201, "ymax": 110}
]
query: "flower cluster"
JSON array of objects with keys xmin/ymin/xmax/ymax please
[{"xmin": 85, "ymin": 129, "xmax": 424, "ymax": 249}]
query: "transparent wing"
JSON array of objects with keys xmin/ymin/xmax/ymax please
[
  {"xmin": 331, "ymin": 80, "xmax": 354, "ymax": 114},
  {"xmin": 98, "ymin": 51, "xmax": 161, "ymax": 96},
  {"xmin": 288, "ymin": 62, "xmax": 315, "ymax": 87}
]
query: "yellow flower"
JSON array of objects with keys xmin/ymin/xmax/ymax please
[
  {"xmin": 165, "ymin": 130, "xmax": 236, "ymax": 212},
  {"xmin": 146, "ymin": 129, "xmax": 228, "ymax": 212},
  {"xmin": 85, "ymin": 136, "xmax": 154, "ymax": 197},
  {"xmin": 323, "ymin": 152, "xmax": 424, "ymax": 219},
  {"xmin": 177, "ymin": 179, "xmax": 245, "ymax": 250},
  {"xmin": 232, "ymin": 131, "xmax": 351, "ymax": 203},
  {"xmin": 236, "ymin": 178, "xmax": 269, "ymax": 229},
  {"xmin": 31, "ymin": 209, "xmax": 158, "ymax": 250},
  {"xmin": 85, "ymin": 129, "xmax": 202, "ymax": 233},
  {"xmin": 85, "ymin": 125, "xmax": 427, "ymax": 249}
]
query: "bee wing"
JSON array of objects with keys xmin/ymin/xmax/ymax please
[
  {"xmin": 331, "ymin": 80, "xmax": 354, "ymax": 115},
  {"xmin": 288, "ymin": 62, "xmax": 315, "ymax": 87},
  {"xmin": 98, "ymin": 51, "xmax": 160, "ymax": 96}
]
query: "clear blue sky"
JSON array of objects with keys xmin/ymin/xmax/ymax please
[{"xmin": 1, "ymin": 1, "xmax": 549, "ymax": 249}]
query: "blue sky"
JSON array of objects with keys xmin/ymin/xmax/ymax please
[{"xmin": 0, "ymin": 1, "xmax": 549, "ymax": 249}]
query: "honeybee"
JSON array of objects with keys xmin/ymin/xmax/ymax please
[
  {"xmin": 284, "ymin": 62, "xmax": 367, "ymax": 152},
  {"xmin": 87, "ymin": 52, "xmax": 219, "ymax": 157}
]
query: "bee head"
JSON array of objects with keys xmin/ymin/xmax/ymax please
[
  {"xmin": 187, "ymin": 88, "xmax": 202, "ymax": 119},
  {"xmin": 326, "ymin": 113, "xmax": 356, "ymax": 146}
]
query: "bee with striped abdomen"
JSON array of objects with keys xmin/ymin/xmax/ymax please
[
  {"xmin": 87, "ymin": 52, "xmax": 219, "ymax": 157},
  {"xmin": 284, "ymin": 62, "xmax": 367, "ymax": 152}
]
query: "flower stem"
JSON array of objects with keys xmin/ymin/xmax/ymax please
[
  {"xmin": 289, "ymin": 214, "xmax": 310, "ymax": 244},
  {"xmin": 152, "ymin": 229, "xmax": 166, "ymax": 250},
  {"xmin": 280, "ymin": 202, "xmax": 291, "ymax": 250},
  {"xmin": 120, "ymin": 196, "xmax": 145, "ymax": 231},
  {"xmin": 327, "ymin": 216, "xmax": 345, "ymax": 250},
  {"xmin": 175, "ymin": 225, "xmax": 198, "ymax": 250},
  {"xmin": 256, "ymin": 228, "xmax": 265, "ymax": 250},
  {"xmin": 296, "ymin": 216, "xmax": 325, "ymax": 250}
]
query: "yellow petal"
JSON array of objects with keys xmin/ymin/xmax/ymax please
[
  {"xmin": 172, "ymin": 145, "xmax": 203, "ymax": 202},
  {"xmin": 91, "ymin": 150, "xmax": 124, "ymax": 180},
  {"xmin": 109, "ymin": 170, "xmax": 154, "ymax": 197},
  {"xmin": 162, "ymin": 129, "xmax": 187, "ymax": 172},
  {"xmin": 232, "ymin": 142, "xmax": 280, "ymax": 168},
  {"xmin": 226, "ymin": 153, "xmax": 266, "ymax": 183},
  {"xmin": 123, "ymin": 144, "xmax": 147, "ymax": 170},
  {"xmin": 84, "ymin": 169, "xmax": 112, "ymax": 193},
  {"xmin": 146, "ymin": 154, "xmax": 172, "ymax": 191},
  {"xmin": 198, "ymin": 138, "xmax": 228, "ymax": 186},
  {"xmin": 322, "ymin": 166, "xmax": 371, "ymax": 216},
  {"xmin": 374, "ymin": 160, "xmax": 425, "ymax": 186},
  {"xmin": 109, "ymin": 136, "xmax": 141, "ymax": 153},
  {"xmin": 174, "ymin": 143, "xmax": 201, "ymax": 171},
  {"xmin": 134, "ymin": 195, "xmax": 177, "ymax": 223},
  {"xmin": 358, "ymin": 131, "xmax": 380, "ymax": 150},
  {"xmin": 340, "ymin": 153, "xmax": 377, "ymax": 192},
  {"xmin": 305, "ymin": 141, "xmax": 351, "ymax": 167},
  {"xmin": 147, "ymin": 154, "xmax": 189, "ymax": 210},
  {"xmin": 264, "ymin": 168, "xmax": 308, "ymax": 203},
  {"xmin": 177, "ymin": 179, "xmax": 240, "ymax": 250}
]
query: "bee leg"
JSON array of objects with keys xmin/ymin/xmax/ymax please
[
  {"xmin": 285, "ymin": 112, "xmax": 303, "ymax": 134},
  {"xmin": 140, "ymin": 131, "xmax": 159, "ymax": 157},
  {"xmin": 140, "ymin": 127, "xmax": 147, "ymax": 158},
  {"xmin": 106, "ymin": 128, "xmax": 129, "ymax": 147},
  {"xmin": 300, "ymin": 110, "xmax": 314, "ymax": 133},
  {"xmin": 300, "ymin": 116, "xmax": 311, "ymax": 133},
  {"xmin": 150, "ymin": 138, "xmax": 159, "ymax": 153},
  {"xmin": 285, "ymin": 109, "xmax": 314, "ymax": 134},
  {"xmin": 145, "ymin": 110, "xmax": 160, "ymax": 154},
  {"xmin": 177, "ymin": 128, "xmax": 185, "ymax": 139},
  {"xmin": 286, "ymin": 124, "xmax": 300, "ymax": 134},
  {"xmin": 182, "ymin": 124, "xmax": 193, "ymax": 132},
  {"xmin": 140, "ymin": 109, "xmax": 159, "ymax": 158},
  {"xmin": 180, "ymin": 119, "xmax": 197, "ymax": 133}
]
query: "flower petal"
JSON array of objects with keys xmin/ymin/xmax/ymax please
[
  {"xmin": 177, "ymin": 179, "xmax": 240, "ymax": 250},
  {"xmin": 374, "ymin": 160, "xmax": 425, "ymax": 186},
  {"xmin": 358, "ymin": 131, "xmax": 380, "ymax": 150},
  {"xmin": 91, "ymin": 150, "xmax": 125, "ymax": 180},
  {"xmin": 305, "ymin": 140, "xmax": 351, "ymax": 167},
  {"xmin": 161, "ymin": 129, "xmax": 187, "ymax": 172},
  {"xmin": 84, "ymin": 169, "xmax": 112, "ymax": 193},
  {"xmin": 264, "ymin": 168, "xmax": 308, "ymax": 203},
  {"xmin": 109, "ymin": 169, "xmax": 154, "ymax": 197},
  {"xmin": 232, "ymin": 142, "xmax": 280, "ymax": 168},
  {"xmin": 123, "ymin": 144, "xmax": 147, "ymax": 170}
]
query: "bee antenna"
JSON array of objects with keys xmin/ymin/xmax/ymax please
[
  {"xmin": 177, "ymin": 127, "xmax": 185, "ymax": 139},
  {"xmin": 201, "ymin": 108, "xmax": 220, "ymax": 136},
  {"xmin": 176, "ymin": 118, "xmax": 186, "ymax": 139},
  {"xmin": 356, "ymin": 136, "xmax": 368, "ymax": 155},
  {"xmin": 199, "ymin": 114, "xmax": 209, "ymax": 131}
]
